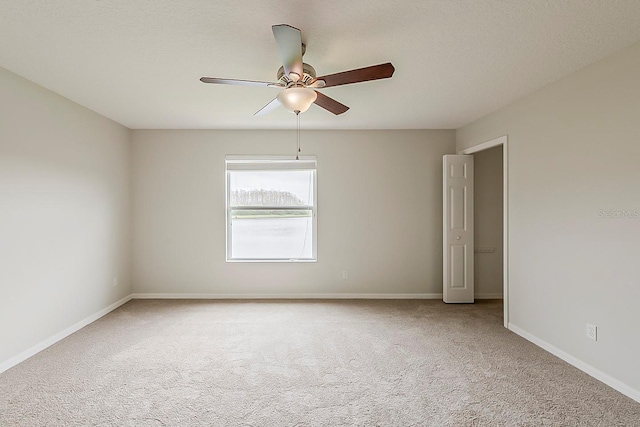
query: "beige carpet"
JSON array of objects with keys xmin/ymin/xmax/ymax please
[{"xmin": 0, "ymin": 299, "xmax": 638, "ymax": 426}]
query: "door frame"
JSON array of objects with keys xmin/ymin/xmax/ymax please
[{"xmin": 459, "ymin": 135, "xmax": 509, "ymax": 328}]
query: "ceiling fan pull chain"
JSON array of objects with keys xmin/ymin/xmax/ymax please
[{"xmin": 296, "ymin": 110, "xmax": 301, "ymax": 160}]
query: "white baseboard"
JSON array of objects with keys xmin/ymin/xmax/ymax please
[
  {"xmin": 475, "ymin": 293, "xmax": 503, "ymax": 299},
  {"xmin": 508, "ymin": 323, "xmax": 640, "ymax": 404},
  {"xmin": 131, "ymin": 293, "xmax": 503, "ymax": 300},
  {"xmin": 131, "ymin": 292, "xmax": 444, "ymax": 300},
  {"xmin": 0, "ymin": 294, "xmax": 132, "ymax": 375}
]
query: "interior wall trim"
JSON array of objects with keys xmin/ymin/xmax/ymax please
[
  {"xmin": 508, "ymin": 323, "xmax": 640, "ymax": 404},
  {"xmin": 131, "ymin": 293, "xmax": 444, "ymax": 300},
  {"xmin": 0, "ymin": 295, "xmax": 132, "ymax": 375},
  {"xmin": 475, "ymin": 293, "xmax": 504, "ymax": 299},
  {"xmin": 458, "ymin": 134, "xmax": 509, "ymax": 327}
]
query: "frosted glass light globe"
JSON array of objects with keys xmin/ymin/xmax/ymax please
[{"xmin": 277, "ymin": 87, "xmax": 317, "ymax": 113}]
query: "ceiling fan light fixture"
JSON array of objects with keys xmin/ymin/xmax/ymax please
[
  {"xmin": 200, "ymin": 24, "xmax": 394, "ymax": 116},
  {"xmin": 277, "ymin": 87, "xmax": 317, "ymax": 113}
]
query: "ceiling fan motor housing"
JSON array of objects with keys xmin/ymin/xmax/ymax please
[{"xmin": 277, "ymin": 63, "xmax": 317, "ymax": 86}]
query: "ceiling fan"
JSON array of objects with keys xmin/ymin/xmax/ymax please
[{"xmin": 200, "ymin": 24, "xmax": 395, "ymax": 116}]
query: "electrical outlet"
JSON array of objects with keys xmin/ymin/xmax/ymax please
[
  {"xmin": 586, "ymin": 323, "xmax": 597, "ymax": 341},
  {"xmin": 112, "ymin": 276, "xmax": 119, "ymax": 287},
  {"xmin": 342, "ymin": 270, "xmax": 349, "ymax": 279}
]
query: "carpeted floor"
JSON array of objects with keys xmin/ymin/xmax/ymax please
[{"xmin": 0, "ymin": 299, "xmax": 638, "ymax": 426}]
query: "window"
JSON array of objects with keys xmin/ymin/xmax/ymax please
[{"xmin": 226, "ymin": 156, "xmax": 317, "ymax": 262}]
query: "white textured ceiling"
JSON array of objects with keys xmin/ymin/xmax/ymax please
[{"xmin": 1, "ymin": 1, "xmax": 640, "ymax": 130}]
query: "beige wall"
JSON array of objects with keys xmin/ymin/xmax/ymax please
[
  {"xmin": 0, "ymin": 67, "xmax": 132, "ymax": 367},
  {"xmin": 131, "ymin": 129, "xmax": 455, "ymax": 296},
  {"xmin": 457, "ymin": 41, "xmax": 640, "ymax": 397},
  {"xmin": 473, "ymin": 146, "xmax": 503, "ymax": 298}
]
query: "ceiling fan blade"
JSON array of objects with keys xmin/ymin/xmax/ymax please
[
  {"xmin": 200, "ymin": 77, "xmax": 281, "ymax": 87},
  {"xmin": 313, "ymin": 91, "xmax": 349, "ymax": 115},
  {"xmin": 314, "ymin": 63, "xmax": 395, "ymax": 88},
  {"xmin": 272, "ymin": 24, "xmax": 303, "ymax": 80},
  {"xmin": 254, "ymin": 97, "xmax": 282, "ymax": 116}
]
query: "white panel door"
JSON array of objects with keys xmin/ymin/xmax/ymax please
[{"xmin": 443, "ymin": 155, "xmax": 474, "ymax": 303}]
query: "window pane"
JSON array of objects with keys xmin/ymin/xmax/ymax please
[
  {"xmin": 229, "ymin": 170, "xmax": 314, "ymax": 206},
  {"xmin": 226, "ymin": 160, "xmax": 316, "ymax": 262},
  {"xmin": 231, "ymin": 210, "xmax": 313, "ymax": 259}
]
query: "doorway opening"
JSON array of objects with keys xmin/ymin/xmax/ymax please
[{"xmin": 459, "ymin": 136, "xmax": 509, "ymax": 327}]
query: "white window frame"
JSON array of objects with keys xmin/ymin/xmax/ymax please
[{"xmin": 225, "ymin": 155, "xmax": 317, "ymax": 262}]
